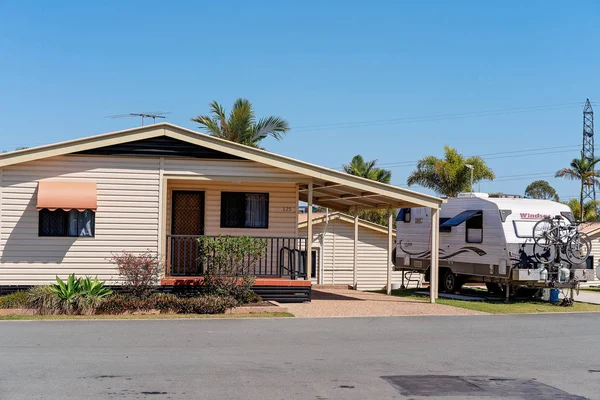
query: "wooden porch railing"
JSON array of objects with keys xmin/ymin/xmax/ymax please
[{"xmin": 165, "ymin": 235, "xmax": 308, "ymax": 279}]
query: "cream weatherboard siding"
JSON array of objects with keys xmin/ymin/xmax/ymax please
[
  {"xmin": 585, "ymin": 232, "xmax": 600, "ymax": 281},
  {"xmin": 163, "ymin": 158, "xmax": 304, "ymax": 181},
  {"xmin": 0, "ymin": 154, "xmax": 303, "ymax": 285},
  {"xmin": 0, "ymin": 155, "xmax": 161, "ymax": 285},
  {"xmin": 299, "ymin": 218, "xmax": 403, "ymax": 291},
  {"xmin": 165, "ymin": 180, "xmax": 299, "ymax": 237}
]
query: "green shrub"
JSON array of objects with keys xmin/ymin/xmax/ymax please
[
  {"xmin": 0, "ymin": 291, "xmax": 28, "ymax": 309},
  {"xmin": 96, "ymin": 293, "xmax": 235, "ymax": 315},
  {"xmin": 148, "ymin": 293, "xmax": 180, "ymax": 312},
  {"xmin": 174, "ymin": 295, "xmax": 236, "ymax": 314},
  {"xmin": 245, "ymin": 291, "xmax": 263, "ymax": 304},
  {"xmin": 108, "ymin": 251, "xmax": 163, "ymax": 298},
  {"xmin": 50, "ymin": 274, "xmax": 82, "ymax": 313},
  {"xmin": 77, "ymin": 277, "xmax": 113, "ymax": 315},
  {"xmin": 197, "ymin": 235, "xmax": 266, "ymax": 304},
  {"xmin": 26, "ymin": 286, "xmax": 62, "ymax": 315},
  {"xmin": 96, "ymin": 294, "xmax": 151, "ymax": 314},
  {"xmin": 26, "ymin": 276, "xmax": 113, "ymax": 315}
]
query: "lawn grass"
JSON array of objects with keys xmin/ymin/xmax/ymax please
[
  {"xmin": 0, "ymin": 312, "xmax": 294, "ymax": 321},
  {"xmin": 382, "ymin": 289, "xmax": 600, "ymax": 314},
  {"xmin": 434, "ymin": 298, "xmax": 600, "ymax": 314}
]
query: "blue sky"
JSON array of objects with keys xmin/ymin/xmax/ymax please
[{"xmin": 1, "ymin": 1, "xmax": 598, "ymax": 200}]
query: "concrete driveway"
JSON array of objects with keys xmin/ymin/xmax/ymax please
[
  {"xmin": 284, "ymin": 288, "xmax": 484, "ymax": 317},
  {"xmin": 575, "ymin": 289, "xmax": 600, "ymax": 305}
]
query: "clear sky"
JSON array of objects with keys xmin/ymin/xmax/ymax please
[{"xmin": 1, "ymin": 1, "xmax": 598, "ymax": 200}]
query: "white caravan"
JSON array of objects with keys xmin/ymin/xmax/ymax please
[{"xmin": 395, "ymin": 193, "xmax": 595, "ymax": 294}]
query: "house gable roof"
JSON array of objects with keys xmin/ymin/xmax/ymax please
[
  {"xmin": 74, "ymin": 135, "xmax": 243, "ymax": 160},
  {"xmin": 0, "ymin": 123, "xmax": 443, "ymax": 211},
  {"xmin": 298, "ymin": 212, "xmax": 396, "ymax": 236}
]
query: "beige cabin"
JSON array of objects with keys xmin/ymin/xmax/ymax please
[
  {"xmin": 0, "ymin": 123, "xmax": 443, "ymax": 302},
  {"xmin": 298, "ymin": 212, "xmax": 417, "ymax": 291},
  {"xmin": 578, "ymin": 222, "xmax": 600, "ymax": 281}
]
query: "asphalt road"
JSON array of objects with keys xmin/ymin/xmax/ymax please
[{"xmin": 1, "ymin": 314, "xmax": 599, "ymax": 400}]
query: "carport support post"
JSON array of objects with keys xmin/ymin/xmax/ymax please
[
  {"xmin": 306, "ymin": 182, "xmax": 313, "ymax": 281},
  {"xmin": 430, "ymin": 207, "xmax": 440, "ymax": 303},
  {"xmin": 353, "ymin": 206, "xmax": 358, "ymax": 289},
  {"xmin": 387, "ymin": 208, "xmax": 393, "ymax": 295}
]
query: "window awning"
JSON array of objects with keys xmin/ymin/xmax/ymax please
[
  {"xmin": 440, "ymin": 210, "xmax": 481, "ymax": 227},
  {"xmin": 36, "ymin": 181, "xmax": 97, "ymax": 211}
]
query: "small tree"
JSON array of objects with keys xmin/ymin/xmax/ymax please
[
  {"xmin": 109, "ymin": 251, "xmax": 163, "ymax": 298},
  {"xmin": 197, "ymin": 235, "xmax": 267, "ymax": 303},
  {"xmin": 524, "ymin": 180, "xmax": 559, "ymax": 201}
]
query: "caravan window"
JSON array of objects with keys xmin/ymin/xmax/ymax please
[
  {"xmin": 466, "ymin": 213, "xmax": 483, "ymax": 243},
  {"xmin": 513, "ymin": 220, "xmax": 538, "ymax": 238},
  {"xmin": 397, "ymin": 208, "xmax": 411, "ymax": 223},
  {"xmin": 439, "ymin": 218, "xmax": 452, "ymax": 233}
]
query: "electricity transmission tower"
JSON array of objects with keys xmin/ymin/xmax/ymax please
[{"xmin": 582, "ymin": 99, "xmax": 595, "ymax": 202}]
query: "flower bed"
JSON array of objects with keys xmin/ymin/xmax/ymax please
[
  {"xmin": 0, "ymin": 239, "xmax": 271, "ymax": 317},
  {"xmin": 0, "ymin": 291, "xmax": 276, "ymax": 316}
]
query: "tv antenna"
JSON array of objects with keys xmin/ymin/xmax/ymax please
[{"xmin": 106, "ymin": 111, "xmax": 171, "ymax": 126}]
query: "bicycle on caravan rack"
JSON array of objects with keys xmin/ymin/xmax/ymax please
[{"xmin": 532, "ymin": 215, "xmax": 592, "ymax": 265}]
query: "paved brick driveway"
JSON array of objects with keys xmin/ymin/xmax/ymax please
[{"xmin": 284, "ymin": 288, "xmax": 485, "ymax": 318}]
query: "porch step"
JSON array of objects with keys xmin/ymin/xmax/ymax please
[
  {"xmin": 252, "ymin": 286, "xmax": 311, "ymax": 303},
  {"xmin": 160, "ymin": 277, "xmax": 312, "ymax": 303}
]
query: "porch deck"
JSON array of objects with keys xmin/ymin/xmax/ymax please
[{"xmin": 160, "ymin": 276, "xmax": 311, "ymax": 287}]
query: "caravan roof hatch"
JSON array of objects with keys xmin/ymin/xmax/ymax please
[{"xmin": 440, "ymin": 210, "xmax": 482, "ymax": 227}]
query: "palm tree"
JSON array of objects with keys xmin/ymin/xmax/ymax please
[
  {"xmin": 342, "ymin": 155, "xmax": 393, "ymax": 226},
  {"xmin": 191, "ymin": 98, "xmax": 290, "ymax": 148},
  {"xmin": 342, "ymin": 155, "xmax": 391, "ymax": 184},
  {"xmin": 565, "ymin": 199, "xmax": 600, "ymax": 222},
  {"xmin": 555, "ymin": 153, "xmax": 600, "ymax": 221},
  {"xmin": 407, "ymin": 146, "xmax": 495, "ymax": 197}
]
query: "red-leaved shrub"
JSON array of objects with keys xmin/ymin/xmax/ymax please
[{"xmin": 108, "ymin": 251, "xmax": 163, "ymax": 298}]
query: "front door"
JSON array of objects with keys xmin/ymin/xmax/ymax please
[{"xmin": 170, "ymin": 191, "xmax": 205, "ymax": 275}]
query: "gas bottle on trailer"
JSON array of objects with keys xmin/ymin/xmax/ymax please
[
  {"xmin": 539, "ymin": 268, "xmax": 548, "ymax": 281},
  {"xmin": 560, "ymin": 266, "xmax": 571, "ymax": 282}
]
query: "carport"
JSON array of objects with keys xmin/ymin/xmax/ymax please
[{"xmin": 296, "ymin": 175, "xmax": 443, "ymax": 303}]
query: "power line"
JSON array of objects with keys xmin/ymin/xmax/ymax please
[
  {"xmin": 294, "ymin": 102, "xmax": 584, "ymax": 132},
  {"xmin": 331, "ymin": 144, "xmax": 588, "ymax": 170},
  {"xmin": 374, "ymin": 144, "xmax": 582, "ymax": 168}
]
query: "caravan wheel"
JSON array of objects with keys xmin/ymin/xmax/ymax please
[{"xmin": 440, "ymin": 270, "xmax": 461, "ymax": 293}]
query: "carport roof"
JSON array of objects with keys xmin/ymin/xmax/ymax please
[
  {"xmin": 298, "ymin": 212, "xmax": 396, "ymax": 236},
  {"xmin": 0, "ymin": 123, "xmax": 443, "ymax": 211}
]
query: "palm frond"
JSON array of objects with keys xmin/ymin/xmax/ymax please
[
  {"xmin": 253, "ymin": 116, "xmax": 290, "ymax": 142},
  {"xmin": 191, "ymin": 115, "xmax": 225, "ymax": 138},
  {"xmin": 209, "ymin": 100, "xmax": 226, "ymax": 120},
  {"xmin": 555, "ymin": 168, "xmax": 580, "ymax": 180},
  {"xmin": 228, "ymin": 99, "xmax": 254, "ymax": 145}
]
